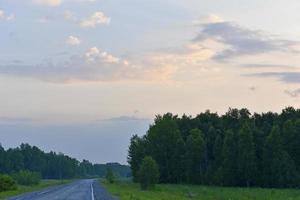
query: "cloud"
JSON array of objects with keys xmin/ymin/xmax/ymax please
[
  {"xmin": 32, "ymin": 0, "xmax": 96, "ymax": 7},
  {"xmin": 247, "ymin": 72, "xmax": 300, "ymax": 83},
  {"xmin": 0, "ymin": 9, "xmax": 15, "ymax": 21},
  {"xmin": 65, "ymin": 35, "xmax": 81, "ymax": 46},
  {"xmin": 85, "ymin": 47, "xmax": 120, "ymax": 63},
  {"xmin": 194, "ymin": 19, "xmax": 298, "ymax": 61},
  {"xmin": 241, "ymin": 63, "xmax": 296, "ymax": 69},
  {"xmin": 284, "ymin": 89, "xmax": 300, "ymax": 98},
  {"xmin": 0, "ymin": 117, "xmax": 33, "ymax": 125},
  {"xmin": 32, "ymin": 0, "xmax": 62, "ymax": 6},
  {"xmin": 103, "ymin": 116, "xmax": 150, "ymax": 122},
  {"xmin": 0, "ymin": 47, "xmax": 170, "ymax": 83},
  {"xmin": 193, "ymin": 14, "xmax": 224, "ymax": 25},
  {"xmin": 79, "ymin": 12, "xmax": 110, "ymax": 28}
]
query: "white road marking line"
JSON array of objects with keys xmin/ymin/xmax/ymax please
[{"xmin": 91, "ymin": 181, "xmax": 95, "ymax": 200}]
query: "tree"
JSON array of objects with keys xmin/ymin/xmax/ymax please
[
  {"xmin": 128, "ymin": 108, "xmax": 300, "ymax": 188},
  {"xmin": 237, "ymin": 123, "xmax": 256, "ymax": 187},
  {"xmin": 263, "ymin": 125, "xmax": 299, "ymax": 187},
  {"xmin": 185, "ymin": 128, "xmax": 205, "ymax": 184},
  {"xmin": 128, "ymin": 135, "xmax": 146, "ymax": 182},
  {"xmin": 282, "ymin": 120, "xmax": 300, "ymax": 170},
  {"xmin": 13, "ymin": 170, "xmax": 41, "ymax": 186},
  {"xmin": 221, "ymin": 130, "xmax": 238, "ymax": 186},
  {"xmin": 0, "ymin": 175, "xmax": 17, "ymax": 192},
  {"xmin": 105, "ymin": 167, "xmax": 115, "ymax": 183},
  {"xmin": 146, "ymin": 113, "xmax": 182, "ymax": 183},
  {"xmin": 138, "ymin": 156, "xmax": 159, "ymax": 190}
]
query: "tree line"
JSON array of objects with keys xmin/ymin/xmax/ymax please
[
  {"xmin": 0, "ymin": 143, "xmax": 131, "ymax": 179},
  {"xmin": 128, "ymin": 107, "xmax": 300, "ymax": 188}
]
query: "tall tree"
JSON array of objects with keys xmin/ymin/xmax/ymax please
[
  {"xmin": 128, "ymin": 135, "xmax": 146, "ymax": 182},
  {"xmin": 185, "ymin": 128, "xmax": 205, "ymax": 184},
  {"xmin": 237, "ymin": 123, "xmax": 256, "ymax": 187},
  {"xmin": 263, "ymin": 125, "xmax": 299, "ymax": 187},
  {"xmin": 221, "ymin": 130, "xmax": 238, "ymax": 186},
  {"xmin": 147, "ymin": 113, "xmax": 182, "ymax": 183}
]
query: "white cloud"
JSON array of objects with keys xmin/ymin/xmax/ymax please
[
  {"xmin": 85, "ymin": 47, "xmax": 120, "ymax": 63},
  {"xmin": 32, "ymin": 0, "xmax": 62, "ymax": 6},
  {"xmin": 32, "ymin": 0, "xmax": 96, "ymax": 7},
  {"xmin": 193, "ymin": 14, "xmax": 224, "ymax": 25},
  {"xmin": 80, "ymin": 12, "xmax": 110, "ymax": 28},
  {"xmin": 65, "ymin": 35, "xmax": 81, "ymax": 46},
  {"xmin": 0, "ymin": 9, "xmax": 15, "ymax": 21}
]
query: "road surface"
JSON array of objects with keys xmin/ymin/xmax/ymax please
[{"xmin": 6, "ymin": 179, "xmax": 118, "ymax": 200}]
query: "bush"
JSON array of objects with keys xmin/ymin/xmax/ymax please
[
  {"xmin": 105, "ymin": 167, "xmax": 115, "ymax": 183},
  {"xmin": 13, "ymin": 170, "xmax": 41, "ymax": 186},
  {"xmin": 0, "ymin": 174, "xmax": 17, "ymax": 192},
  {"xmin": 138, "ymin": 156, "xmax": 159, "ymax": 190}
]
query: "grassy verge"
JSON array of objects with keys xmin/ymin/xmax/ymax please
[
  {"xmin": 0, "ymin": 179, "xmax": 71, "ymax": 199},
  {"xmin": 103, "ymin": 181, "xmax": 300, "ymax": 200}
]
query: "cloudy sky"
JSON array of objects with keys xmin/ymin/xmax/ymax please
[{"xmin": 0, "ymin": 0, "xmax": 299, "ymax": 164}]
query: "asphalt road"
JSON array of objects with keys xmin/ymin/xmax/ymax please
[{"xmin": 6, "ymin": 179, "xmax": 119, "ymax": 200}]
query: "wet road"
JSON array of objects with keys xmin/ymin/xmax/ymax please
[{"xmin": 6, "ymin": 179, "xmax": 118, "ymax": 200}]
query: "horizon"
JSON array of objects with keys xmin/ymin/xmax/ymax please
[{"xmin": 0, "ymin": 0, "xmax": 300, "ymax": 164}]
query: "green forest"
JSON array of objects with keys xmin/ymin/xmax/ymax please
[
  {"xmin": 128, "ymin": 107, "xmax": 300, "ymax": 188},
  {"xmin": 0, "ymin": 143, "xmax": 131, "ymax": 179}
]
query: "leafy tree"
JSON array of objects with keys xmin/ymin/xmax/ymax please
[
  {"xmin": 147, "ymin": 113, "xmax": 182, "ymax": 183},
  {"xmin": 0, "ymin": 143, "xmax": 130, "ymax": 180},
  {"xmin": 138, "ymin": 156, "xmax": 159, "ymax": 190},
  {"xmin": 237, "ymin": 123, "xmax": 256, "ymax": 187},
  {"xmin": 128, "ymin": 135, "xmax": 146, "ymax": 182},
  {"xmin": 263, "ymin": 125, "xmax": 299, "ymax": 187},
  {"xmin": 128, "ymin": 107, "xmax": 300, "ymax": 188},
  {"xmin": 105, "ymin": 167, "xmax": 115, "ymax": 183},
  {"xmin": 221, "ymin": 130, "xmax": 238, "ymax": 186},
  {"xmin": 0, "ymin": 174, "xmax": 17, "ymax": 192},
  {"xmin": 185, "ymin": 128, "xmax": 205, "ymax": 184}
]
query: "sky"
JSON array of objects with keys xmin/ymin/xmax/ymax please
[{"xmin": 0, "ymin": 0, "xmax": 299, "ymax": 164}]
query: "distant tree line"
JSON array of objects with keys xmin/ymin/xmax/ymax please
[
  {"xmin": 0, "ymin": 143, "xmax": 131, "ymax": 179},
  {"xmin": 128, "ymin": 107, "xmax": 300, "ymax": 188}
]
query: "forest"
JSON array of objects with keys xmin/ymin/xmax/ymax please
[
  {"xmin": 0, "ymin": 143, "xmax": 131, "ymax": 179},
  {"xmin": 128, "ymin": 107, "xmax": 300, "ymax": 188}
]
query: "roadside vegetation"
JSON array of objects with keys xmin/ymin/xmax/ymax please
[
  {"xmin": 0, "ymin": 179, "xmax": 70, "ymax": 199},
  {"xmin": 12, "ymin": 170, "xmax": 41, "ymax": 186},
  {"xmin": 105, "ymin": 167, "xmax": 116, "ymax": 184},
  {"xmin": 104, "ymin": 181, "xmax": 300, "ymax": 200}
]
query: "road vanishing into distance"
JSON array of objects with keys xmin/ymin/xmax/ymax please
[{"xmin": 6, "ymin": 179, "xmax": 118, "ymax": 200}]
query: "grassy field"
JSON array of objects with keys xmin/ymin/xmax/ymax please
[
  {"xmin": 0, "ymin": 179, "xmax": 71, "ymax": 199},
  {"xmin": 103, "ymin": 181, "xmax": 300, "ymax": 200}
]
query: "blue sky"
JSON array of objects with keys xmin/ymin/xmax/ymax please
[{"xmin": 0, "ymin": 0, "xmax": 300, "ymax": 163}]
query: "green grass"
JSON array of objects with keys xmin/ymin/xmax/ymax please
[
  {"xmin": 103, "ymin": 181, "xmax": 300, "ymax": 200},
  {"xmin": 0, "ymin": 179, "xmax": 71, "ymax": 199}
]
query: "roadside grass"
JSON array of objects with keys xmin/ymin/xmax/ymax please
[
  {"xmin": 0, "ymin": 179, "xmax": 71, "ymax": 199},
  {"xmin": 103, "ymin": 181, "xmax": 300, "ymax": 200}
]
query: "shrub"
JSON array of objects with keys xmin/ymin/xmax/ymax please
[
  {"xmin": 0, "ymin": 174, "xmax": 17, "ymax": 192},
  {"xmin": 13, "ymin": 170, "xmax": 41, "ymax": 186},
  {"xmin": 138, "ymin": 156, "xmax": 159, "ymax": 190},
  {"xmin": 105, "ymin": 167, "xmax": 115, "ymax": 183}
]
